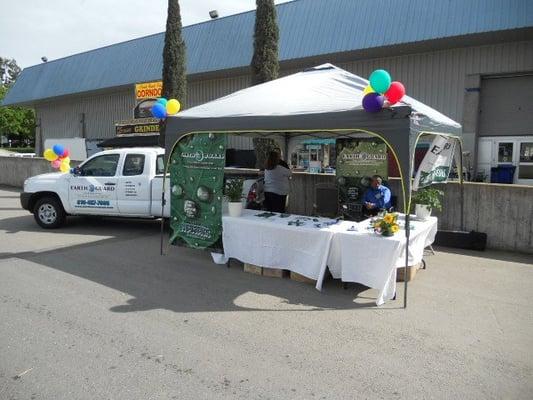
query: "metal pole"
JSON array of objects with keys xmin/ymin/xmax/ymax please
[
  {"xmin": 458, "ymin": 140, "xmax": 465, "ymax": 231},
  {"xmin": 160, "ymin": 191, "xmax": 166, "ymax": 256},
  {"xmin": 404, "ymin": 213, "xmax": 410, "ymax": 308}
]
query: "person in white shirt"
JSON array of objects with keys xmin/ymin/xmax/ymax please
[{"xmin": 264, "ymin": 150, "xmax": 292, "ymax": 212}]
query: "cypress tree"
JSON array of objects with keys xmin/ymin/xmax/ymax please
[
  {"xmin": 159, "ymin": 0, "xmax": 186, "ymax": 148},
  {"xmin": 251, "ymin": 0, "xmax": 280, "ymax": 85},
  {"xmin": 162, "ymin": 0, "xmax": 187, "ymax": 102},
  {"xmin": 251, "ymin": 0, "xmax": 280, "ymax": 167}
]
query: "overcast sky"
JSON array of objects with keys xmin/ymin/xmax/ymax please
[{"xmin": 0, "ymin": 0, "xmax": 292, "ymax": 69}]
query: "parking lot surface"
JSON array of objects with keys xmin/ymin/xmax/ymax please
[{"xmin": 1, "ymin": 186, "xmax": 532, "ymax": 399}]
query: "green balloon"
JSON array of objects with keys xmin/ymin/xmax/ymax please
[{"xmin": 369, "ymin": 69, "xmax": 392, "ymax": 94}]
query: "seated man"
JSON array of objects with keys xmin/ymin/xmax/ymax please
[{"xmin": 363, "ymin": 175, "xmax": 392, "ymax": 216}]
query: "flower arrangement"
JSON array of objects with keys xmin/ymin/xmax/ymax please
[{"xmin": 373, "ymin": 212, "xmax": 400, "ymax": 237}]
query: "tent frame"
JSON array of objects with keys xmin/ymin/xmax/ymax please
[{"xmin": 161, "ymin": 106, "xmax": 464, "ymax": 308}]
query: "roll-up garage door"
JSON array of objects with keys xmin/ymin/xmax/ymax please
[{"xmin": 478, "ymin": 74, "xmax": 533, "ymax": 137}]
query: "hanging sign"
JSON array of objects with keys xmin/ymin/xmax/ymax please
[
  {"xmin": 336, "ymin": 139, "xmax": 388, "ymax": 177},
  {"xmin": 169, "ymin": 133, "xmax": 227, "ymax": 250},
  {"xmin": 413, "ymin": 135, "xmax": 456, "ymax": 191},
  {"xmin": 135, "ymin": 81, "xmax": 163, "ymax": 100},
  {"xmin": 115, "ymin": 118, "xmax": 160, "ymax": 135},
  {"xmin": 336, "ymin": 139, "xmax": 388, "ymax": 221}
]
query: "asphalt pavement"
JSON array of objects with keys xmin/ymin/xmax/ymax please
[{"xmin": 1, "ymin": 186, "xmax": 532, "ymax": 399}]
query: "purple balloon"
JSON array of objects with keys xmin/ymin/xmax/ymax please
[
  {"xmin": 151, "ymin": 103, "xmax": 167, "ymax": 119},
  {"xmin": 362, "ymin": 92, "xmax": 385, "ymax": 113}
]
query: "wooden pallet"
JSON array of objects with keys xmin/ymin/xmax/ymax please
[
  {"xmin": 243, "ymin": 263, "xmax": 263, "ymax": 275},
  {"xmin": 262, "ymin": 268, "xmax": 289, "ymax": 278},
  {"xmin": 290, "ymin": 271, "xmax": 316, "ymax": 285}
]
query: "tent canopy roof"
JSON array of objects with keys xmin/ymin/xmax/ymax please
[{"xmin": 175, "ymin": 64, "xmax": 461, "ymax": 136}]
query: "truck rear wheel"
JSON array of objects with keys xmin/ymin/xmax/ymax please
[{"xmin": 33, "ymin": 196, "xmax": 66, "ymax": 229}]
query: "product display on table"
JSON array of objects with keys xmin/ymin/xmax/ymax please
[
  {"xmin": 215, "ymin": 210, "xmax": 341, "ymax": 281},
  {"xmin": 213, "ymin": 209, "xmax": 437, "ymax": 306},
  {"xmin": 255, "ymin": 212, "xmax": 277, "ymax": 218}
]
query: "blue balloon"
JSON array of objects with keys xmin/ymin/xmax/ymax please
[
  {"xmin": 156, "ymin": 98, "xmax": 168, "ymax": 107},
  {"xmin": 52, "ymin": 144, "xmax": 65, "ymax": 157},
  {"xmin": 151, "ymin": 103, "xmax": 167, "ymax": 119}
]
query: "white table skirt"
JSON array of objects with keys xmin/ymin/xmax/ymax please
[
  {"xmin": 213, "ymin": 210, "xmax": 437, "ymax": 305},
  {"xmin": 323, "ymin": 216, "xmax": 438, "ymax": 305},
  {"xmin": 213, "ymin": 210, "xmax": 339, "ymax": 280}
]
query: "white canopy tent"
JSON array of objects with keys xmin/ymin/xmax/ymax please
[
  {"xmin": 163, "ymin": 64, "xmax": 463, "ymax": 307},
  {"xmin": 177, "ymin": 64, "xmax": 461, "ymax": 137}
]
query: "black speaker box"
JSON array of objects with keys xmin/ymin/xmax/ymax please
[{"xmin": 434, "ymin": 230, "xmax": 487, "ymax": 251}]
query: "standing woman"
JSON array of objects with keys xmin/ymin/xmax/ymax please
[{"xmin": 264, "ymin": 150, "xmax": 292, "ymax": 213}]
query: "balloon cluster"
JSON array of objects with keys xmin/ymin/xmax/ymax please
[
  {"xmin": 362, "ymin": 69, "xmax": 406, "ymax": 113},
  {"xmin": 43, "ymin": 144, "xmax": 71, "ymax": 173},
  {"xmin": 151, "ymin": 98, "xmax": 181, "ymax": 119}
]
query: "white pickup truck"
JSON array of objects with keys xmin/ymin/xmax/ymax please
[{"xmin": 21, "ymin": 147, "xmax": 263, "ymax": 228}]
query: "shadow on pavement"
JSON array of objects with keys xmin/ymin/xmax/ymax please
[
  {"xmin": 435, "ymin": 245, "xmax": 533, "ymax": 265},
  {"xmin": 0, "ymin": 212, "xmax": 160, "ymax": 235},
  {"xmin": 2, "ymin": 215, "xmax": 385, "ymax": 314}
]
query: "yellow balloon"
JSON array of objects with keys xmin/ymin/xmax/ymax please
[
  {"xmin": 62, "ymin": 156, "xmax": 70, "ymax": 164},
  {"xmin": 59, "ymin": 161, "xmax": 70, "ymax": 173},
  {"xmin": 363, "ymin": 85, "xmax": 375, "ymax": 95},
  {"xmin": 166, "ymin": 99, "xmax": 181, "ymax": 115},
  {"xmin": 44, "ymin": 148, "xmax": 58, "ymax": 161}
]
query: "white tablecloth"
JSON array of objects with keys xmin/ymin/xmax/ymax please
[
  {"xmin": 213, "ymin": 210, "xmax": 437, "ymax": 305},
  {"xmin": 323, "ymin": 215, "xmax": 438, "ymax": 305},
  {"xmin": 214, "ymin": 210, "xmax": 340, "ymax": 280}
]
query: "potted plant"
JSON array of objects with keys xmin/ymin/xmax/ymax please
[
  {"xmin": 225, "ymin": 178, "xmax": 244, "ymax": 217},
  {"xmin": 412, "ymin": 188, "xmax": 443, "ymax": 220}
]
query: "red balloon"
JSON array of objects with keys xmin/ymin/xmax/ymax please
[
  {"xmin": 384, "ymin": 81, "xmax": 405, "ymax": 104},
  {"xmin": 62, "ymin": 148, "xmax": 70, "ymax": 158}
]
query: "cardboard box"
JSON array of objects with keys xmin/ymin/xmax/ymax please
[{"xmin": 396, "ymin": 263, "xmax": 422, "ymax": 282}]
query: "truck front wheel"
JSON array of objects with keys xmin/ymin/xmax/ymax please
[{"xmin": 33, "ymin": 196, "xmax": 66, "ymax": 229}]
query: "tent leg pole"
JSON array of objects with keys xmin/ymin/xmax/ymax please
[
  {"xmin": 458, "ymin": 140, "xmax": 465, "ymax": 231},
  {"xmin": 404, "ymin": 214, "xmax": 410, "ymax": 309},
  {"xmin": 160, "ymin": 191, "xmax": 166, "ymax": 256},
  {"xmin": 460, "ymin": 183, "xmax": 465, "ymax": 231}
]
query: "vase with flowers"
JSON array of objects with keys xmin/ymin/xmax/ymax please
[{"xmin": 373, "ymin": 212, "xmax": 400, "ymax": 237}]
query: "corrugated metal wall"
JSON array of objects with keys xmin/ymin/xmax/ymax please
[
  {"xmin": 36, "ymin": 40, "xmax": 533, "ymax": 153},
  {"xmin": 36, "ymin": 88, "xmax": 135, "ymax": 149},
  {"xmin": 320, "ymin": 40, "xmax": 533, "ymax": 123},
  {"xmin": 187, "ymin": 40, "xmax": 533, "ymax": 127}
]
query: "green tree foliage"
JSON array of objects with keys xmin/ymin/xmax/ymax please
[
  {"xmin": 0, "ymin": 58, "xmax": 35, "ymax": 144},
  {"xmin": 162, "ymin": 0, "xmax": 187, "ymax": 103},
  {"xmin": 0, "ymin": 57, "xmax": 21, "ymax": 87},
  {"xmin": 251, "ymin": 0, "xmax": 280, "ymax": 85},
  {"xmin": 159, "ymin": 0, "xmax": 187, "ymax": 148}
]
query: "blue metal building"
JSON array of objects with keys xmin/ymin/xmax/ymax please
[{"xmin": 2, "ymin": 0, "xmax": 533, "ymax": 181}]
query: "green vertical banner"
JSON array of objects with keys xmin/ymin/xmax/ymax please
[
  {"xmin": 169, "ymin": 133, "xmax": 226, "ymax": 250},
  {"xmin": 336, "ymin": 138, "xmax": 388, "ymax": 221}
]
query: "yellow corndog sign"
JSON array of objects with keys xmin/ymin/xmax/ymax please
[{"xmin": 135, "ymin": 81, "xmax": 162, "ymax": 100}]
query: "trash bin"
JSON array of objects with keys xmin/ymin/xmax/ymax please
[{"xmin": 490, "ymin": 165, "xmax": 516, "ymax": 184}]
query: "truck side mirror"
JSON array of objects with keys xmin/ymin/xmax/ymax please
[{"xmin": 71, "ymin": 166, "xmax": 82, "ymax": 176}]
